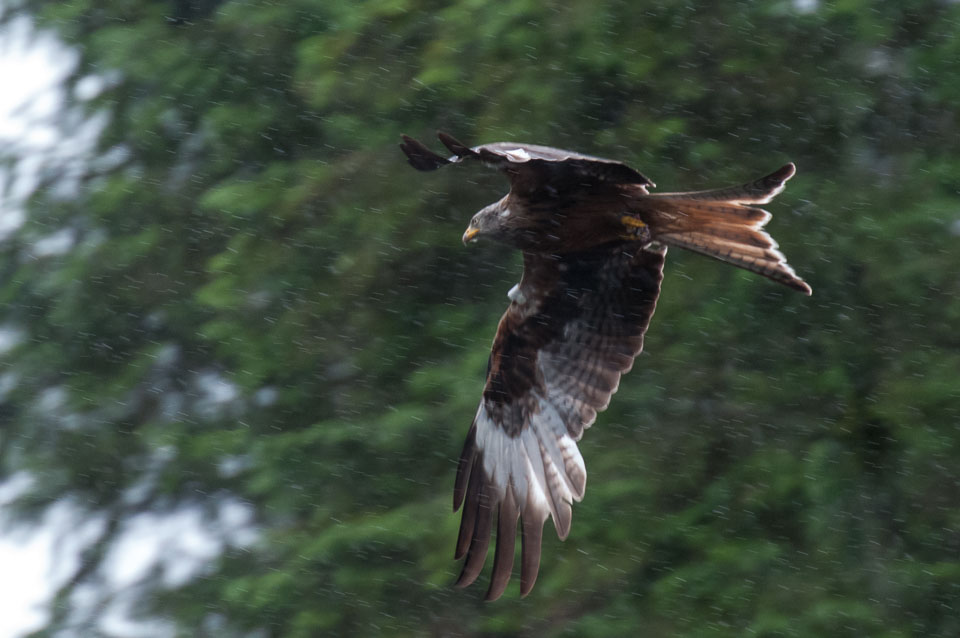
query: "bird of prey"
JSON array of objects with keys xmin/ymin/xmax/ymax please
[{"xmin": 400, "ymin": 132, "xmax": 811, "ymax": 600}]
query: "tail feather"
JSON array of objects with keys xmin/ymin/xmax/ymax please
[
  {"xmin": 659, "ymin": 230, "xmax": 811, "ymax": 294},
  {"xmin": 643, "ymin": 164, "xmax": 811, "ymax": 295},
  {"xmin": 682, "ymin": 223, "xmax": 777, "ymax": 248}
]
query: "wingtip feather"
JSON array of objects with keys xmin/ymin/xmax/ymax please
[
  {"xmin": 519, "ymin": 514, "xmax": 545, "ymax": 597},
  {"xmin": 399, "ymin": 134, "xmax": 451, "ymax": 171},
  {"xmin": 453, "ymin": 425, "xmax": 478, "ymax": 512},
  {"xmin": 437, "ymin": 131, "xmax": 473, "ymax": 158},
  {"xmin": 484, "ymin": 491, "xmax": 520, "ymax": 601},
  {"xmin": 454, "ymin": 479, "xmax": 495, "ymax": 588}
]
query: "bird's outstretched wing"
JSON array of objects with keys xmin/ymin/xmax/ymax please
[
  {"xmin": 400, "ymin": 132, "xmax": 655, "ymax": 197},
  {"xmin": 454, "ymin": 242, "xmax": 666, "ymax": 600}
]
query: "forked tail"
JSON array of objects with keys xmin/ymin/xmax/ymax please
[{"xmin": 644, "ymin": 164, "xmax": 811, "ymax": 295}]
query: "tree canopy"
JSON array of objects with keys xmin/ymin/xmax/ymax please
[{"xmin": 2, "ymin": 1, "xmax": 959, "ymax": 636}]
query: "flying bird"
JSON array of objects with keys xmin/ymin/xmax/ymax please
[{"xmin": 400, "ymin": 132, "xmax": 811, "ymax": 600}]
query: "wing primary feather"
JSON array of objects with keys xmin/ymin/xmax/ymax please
[
  {"xmin": 453, "ymin": 423, "xmax": 477, "ymax": 512},
  {"xmin": 519, "ymin": 513, "xmax": 546, "ymax": 597},
  {"xmin": 438, "ymin": 131, "xmax": 476, "ymax": 159},
  {"xmin": 399, "ymin": 134, "xmax": 451, "ymax": 171},
  {"xmin": 454, "ymin": 451, "xmax": 483, "ymax": 560},
  {"xmin": 455, "ymin": 477, "xmax": 496, "ymax": 588},
  {"xmin": 485, "ymin": 488, "xmax": 520, "ymax": 601}
]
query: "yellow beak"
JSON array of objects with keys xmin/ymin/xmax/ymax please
[{"xmin": 462, "ymin": 226, "xmax": 480, "ymax": 244}]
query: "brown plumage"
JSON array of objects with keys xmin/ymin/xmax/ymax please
[{"xmin": 400, "ymin": 132, "xmax": 811, "ymax": 600}]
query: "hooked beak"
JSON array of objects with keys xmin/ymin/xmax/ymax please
[{"xmin": 462, "ymin": 226, "xmax": 480, "ymax": 245}]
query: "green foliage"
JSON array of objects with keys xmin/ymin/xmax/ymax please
[{"xmin": 2, "ymin": 0, "xmax": 959, "ymax": 636}]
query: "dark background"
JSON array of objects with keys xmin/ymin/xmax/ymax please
[{"xmin": 2, "ymin": 1, "xmax": 959, "ymax": 636}]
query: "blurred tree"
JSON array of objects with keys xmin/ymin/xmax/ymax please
[{"xmin": 1, "ymin": 0, "xmax": 959, "ymax": 636}]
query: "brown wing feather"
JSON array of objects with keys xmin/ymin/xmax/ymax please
[
  {"xmin": 399, "ymin": 134, "xmax": 451, "ymax": 171},
  {"xmin": 453, "ymin": 243, "xmax": 665, "ymax": 598},
  {"xmin": 401, "ymin": 132, "xmax": 655, "ymax": 198}
]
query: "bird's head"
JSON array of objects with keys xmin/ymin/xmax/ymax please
[{"xmin": 462, "ymin": 199, "xmax": 511, "ymax": 245}]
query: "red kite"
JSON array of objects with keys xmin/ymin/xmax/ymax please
[{"xmin": 401, "ymin": 132, "xmax": 810, "ymax": 600}]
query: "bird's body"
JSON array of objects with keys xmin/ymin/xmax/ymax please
[
  {"xmin": 481, "ymin": 186, "xmax": 645, "ymax": 253},
  {"xmin": 400, "ymin": 132, "xmax": 811, "ymax": 600}
]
